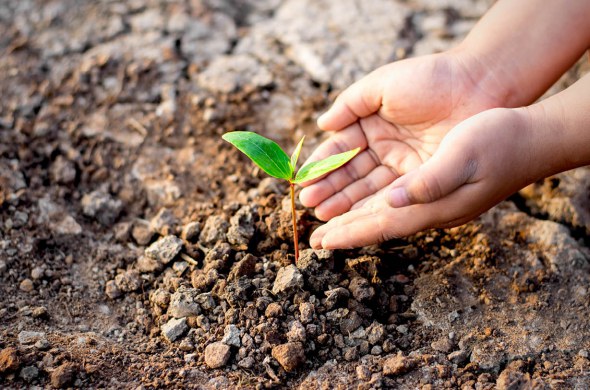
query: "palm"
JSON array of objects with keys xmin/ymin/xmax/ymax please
[{"xmin": 300, "ymin": 53, "xmax": 501, "ymax": 221}]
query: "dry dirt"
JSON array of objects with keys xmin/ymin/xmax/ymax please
[{"xmin": 1, "ymin": 0, "xmax": 590, "ymax": 389}]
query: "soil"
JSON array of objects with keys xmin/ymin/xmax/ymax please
[{"xmin": 1, "ymin": 0, "xmax": 590, "ymax": 389}]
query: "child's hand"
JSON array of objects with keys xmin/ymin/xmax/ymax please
[
  {"xmin": 308, "ymin": 107, "xmax": 536, "ymax": 249},
  {"xmin": 299, "ymin": 50, "xmax": 506, "ymax": 221}
]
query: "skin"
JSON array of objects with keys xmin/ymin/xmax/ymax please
[{"xmin": 300, "ymin": 0, "xmax": 590, "ymax": 249}]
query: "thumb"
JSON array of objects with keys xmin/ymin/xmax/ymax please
[{"xmin": 387, "ymin": 150, "xmax": 478, "ymax": 208}]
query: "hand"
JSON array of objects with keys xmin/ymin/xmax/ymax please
[
  {"xmin": 300, "ymin": 49, "xmax": 506, "ymax": 222},
  {"xmin": 308, "ymin": 108, "xmax": 537, "ymax": 249}
]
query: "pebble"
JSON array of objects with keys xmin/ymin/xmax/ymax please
[
  {"xmin": 81, "ymin": 190, "xmax": 122, "ymax": 226},
  {"xmin": 114, "ymin": 270, "xmax": 142, "ymax": 292},
  {"xmin": 382, "ymin": 353, "xmax": 417, "ymax": 376},
  {"xmin": 447, "ymin": 349, "xmax": 470, "ymax": 365},
  {"xmin": 168, "ymin": 287, "xmax": 201, "ymax": 318},
  {"xmin": 0, "ymin": 348, "xmax": 19, "ymax": 373},
  {"xmin": 30, "ymin": 266, "xmax": 44, "ymax": 280},
  {"xmin": 105, "ymin": 280, "xmax": 122, "ymax": 299},
  {"xmin": 150, "ymin": 208, "xmax": 179, "ymax": 236},
  {"xmin": 348, "ymin": 277, "xmax": 375, "ymax": 302},
  {"xmin": 299, "ymin": 302, "xmax": 314, "ymax": 324},
  {"xmin": 271, "ymin": 342, "xmax": 305, "ymax": 372},
  {"xmin": 431, "ymin": 337, "xmax": 454, "ymax": 353},
  {"xmin": 131, "ymin": 219, "xmax": 153, "ymax": 245},
  {"xmin": 367, "ymin": 322, "xmax": 386, "ymax": 345},
  {"xmin": 286, "ymin": 321, "xmax": 306, "ymax": 342},
  {"xmin": 340, "ymin": 311, "xmax": 362, "ymax": 334},
  {"xmin": 51, "ymin": 362, "xmax": 76, "ymax": 388},
  {"xmin": 265, "ymin": 302, "xmax": 283, "ymax": 318},
  {"xmin": 221, "ymin": 324, "xmax": 241, "ymax": 347},
  {"xmin": 19, "ymin": 365, "xmax": 39, "ymax": 382},
  {"xmin": 18, "ymin": 331, "xmax": 46, "ymax": 345},
  {"xmin": 19, "ymin": 278, "xmax": 34, "ymax": 292},
  {"xmin": 145, "ymin": 235, "xmax": 183, "ymax": 264},
  {"xmin": 181, "ymin": 221, "xmax": 201, "ymax": 242},
  {"xmin": 272, "ymin": 265, "xmax": 304, "ymax": 296},
  {"xmin": 356, "ymin": 364, "xmax": 371, "ymax": 380},
  {"xmin": 199, "ymin": 215, "xmax": 229, "ymax": 246},
  {"xmin": 161, "ymin": 317, "xmax": 188, "ymax": 342},
  {"xmin": 136, "ymin": 255, "xmax": 163, "ymax": 273},
  {"xmin": 228, "ymin": 253, "xmax": 257, "ymax": 281},
  {"xmin": 324, "ymin": 287, "xmax": 350, "ymax": 309},
  {"xmin": 204, "ymin": 342, "xmax": 231, "ymax": 369}
]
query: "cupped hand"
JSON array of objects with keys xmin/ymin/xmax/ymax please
[
  {"xmin": 299, "ymin": 49, "xmax": 508, "ymax": 223},
  {"xmin": 308, "ymin": 107, "xmax": 538, "ymax": 249}
]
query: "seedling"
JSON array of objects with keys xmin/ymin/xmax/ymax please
[{"xmin": 222, "ymin": 131, "xmax": 360, "ymax": 263}]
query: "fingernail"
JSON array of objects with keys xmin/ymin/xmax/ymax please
[{"xmin": 388, "ymin": 187, "xmax": 410, "ymax": 208}]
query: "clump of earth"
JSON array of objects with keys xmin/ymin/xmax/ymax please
[{"xmin": 1, "ymin": 0, "xmax": 590, "ymax": 388}]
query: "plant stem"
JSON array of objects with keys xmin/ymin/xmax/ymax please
[{"xmin": 289, "ymin": 182, "xmax": 299, "ymax": 263}]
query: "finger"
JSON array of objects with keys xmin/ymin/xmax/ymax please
[
  {"xmin": 386, "ymin": 142, "xmax": 478, "ymax": 208},
  {"xmin": 299, "ymin": 123, "xmax": 368, "ymax": 187},
  {"xmin": 317, "ymin": 66, "xmax": 387, "ymax": 131},
  {"xmin": 313, "ymin": 165, "xmax": 397, "ymax": 220},
  {"xmin": 299, "ymin": 150, "xmax": 379, "ymax": 208}
]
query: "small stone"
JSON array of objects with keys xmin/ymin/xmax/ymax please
[
  {"xmin": 150, "ymin": 208, "xmax": 179, "ymax": 236},
  {"xmin": 181, "ymin": 221, "xmax": 201, "ymax": 242},
  {"xmin": 114, "ymin": 270, "xmax": 142, "ymax": 292},
  {"xmin": 150, "ymin": 289, "xmax": 170, "ymax": 308},
  {"xmin": 105, "ymin": 280, "xmax": 122, "ymax": 299},
  {"xmin": 383, "ymin": 353, "xmax": 418, "ymax": 376},
  {"xmin": 228, "ymin": 253, "xmax": 257, "ymax": 281},
  {"xmin": 145, "ymin": 235, "xmax": 183, "ymax": 264},
  {"xmin": 18, "ymin": 331, "xmax": 46, "ymax": 345},
  {"xmin": 19, "ymin": 365, "xmax": 39, "ymax": 382},
  {"xmin": 0, "ymin": 348, "xmax": 19, "ymax": 373},
  {"xmin": 168, "ymin": 287, "xmax": 201, "ymax": 318},
  {"xmin": 371, "ymin": 345, "xmax": 383, "ymax": 355},
  {"xmin": 272, "ymin": 342, "xmax": 305, "ymax": 372},
  {"xmin": 136, "ymin": 255, "xmax": 163, "ymax": 273},
  {"xmin": 272, "ymin": 265, "xmax": 304, "ymax": 296},
  {"xmin": 348, "ymin": 277, "xmax": 375, "ymax": 302},
  {"xmin": 161, "ymin": 317, "xmax": 188, "ymax": 342},
  {"xmin": 204, "ymin": 342, "xmax": 231, "ymax": 369},
  {"xmin": 238, "ymin": 356, "xmax": 255, "ymax": 369},
  {"xmin": 19, "ymin": 278, "xmax": 34, "ymax": 292},
  {"xmin": 447, "ymin": 349, "xmax": 470, "ymax": 365},
  {"xmin": 50, "ymin": 362, "xmax": 76, "ymax": 388},
  {"xmin": 131, "ymin": 219, "xmax": 153, "ymax": 245},
  {"xmin": 431, "ymin": 337, "xmax": 454, "ymax": 353},
  {"xmin": 340, "ymin": 311, "xmax": 363, "ymax": 334},
  {"xmin": 286, "ymin": 321, "xmax": 306, "ymax": 342},
  {"xmin": 12, "ymin": 211, "xmax": 28, "ymax": 228},
  {"xmin": 35, "ymin": 339, "xmax": 51, "ymax": 350},
  {"xmin": 227, "ymin": 205, "xmax": 256, "ymax": 250},
  {"xmin": 51, "ymin": 156, "xmax": 77, "ymax": 184},
  {"xmin": 299, "ymin": 302, "xmax": 314, "ymax": 324},
  {"xmin": 324, "ymin": 287, "xmax": 350, "ymax": 309},
  {"xmin": 221, "ymin": 324, "xmax": 241, "ymax": 347},
  {"xmin": 343, "ymin": 346, "xmax": 359, "ymax": 361},
  {"xmin": 30, "ymin": 266, "xmax": 44, "ymax": 280},
  {"xmin": 81, "ymin": 190, "xmax": 122, "ymax": 226},
  {"xmin": 367, "ymin": 321, "xmax": 386, "ymax": 345},
  {"xmin": 199, "ymin": 215, "xmax": 229, "ymax": 246},
  {"xmin": 32, "ymin": 306, "xmax": 48, "ymax": 319},
  {"xmin": 265, "ymin": 302, "xmax": 283, "ymax": 318},
  {"xmin": 356, "ymin": 364, "xmax": 371, "ymax": 380}
]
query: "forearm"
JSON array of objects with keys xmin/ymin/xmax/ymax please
[
  {"xmin": 523, "ymin": 72, "xmax": 590, "ymax": 180},
  {"xmin": 455, "ymin": 0, "xmax": 590, "ymax": 108}
]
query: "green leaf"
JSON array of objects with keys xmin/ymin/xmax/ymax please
[
  {"xmin": 222, "ymin": 131, "xmax": 292, "ymax": 180},
  {"xmin": 293, "ymin": 147, "xmax": 361, "ymax": 184},
  {"xmin": 290, "ymin": 136, "xmax": 305, "ymax": 172}
]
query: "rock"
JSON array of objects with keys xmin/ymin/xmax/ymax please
[
  {"xmin": 114, "ymin": 270, "xmax": 142, "ymax": 292},
  {"xmin": 19, "ymin": 278, "xmax": 34, "ymax": 292},
  {"xmin": 50, "ymin": 156, "xmax": 76, "ymax": 184},
  {"xmin": 38, "ymin": 197, "xmax": 82, "ymax": 235},
  {"xmin": 324, "ymin": 287, "xmax": 350, "ymax": 309},
  {"xmin": 228, "ymin": 253, "xmax": 257, "ymax": 281},
  {"xmin": 150, "ymin": 288, "xmax": 170, "ymax": 309},
  {"xmin": 366, "ymin": 322, "xmax": 386, "ymax": 345},
  {"xmin": 340, "ymin": 311, "xmax": 362, "ymax": 334},
  {"xmin": 204, "ymin": 342, "xmax": 231, "ymax": 369},
  {"xmin": 18, "ymin": 331, "xmax": 46, "ymax": 345},
  {"xmin": 448, "ymin": 349, "xmax": 470, "ymax": 365},
  {"xmin": 221, "ymin": 324, "xmax": 241, "ymax": 347},
  {"xmin": 265, "ymin": 302, "xmax": 283, "ymax": 318},
  {"xmin": 272, "ymin": 342, "xmax": 305, "ymax": 372},
  {"xmin": 149, "ymin": 208, "xmax": 179, "ymax": 236},
  {"xmin": 32, "ymin": 306, "xmax": 48, "ymax": 319},
  {"xmin": 272, "ymin": 265, "xmax": 304, "ymax": 296},
  {"xmin": 131, "ymin": 219, "xmax": 153, "ymax": 245},
  {"xmin": 136, "ymin": 255, "xmax": 163, "ymax": 273},
  {"xmin": 199, "ymin": 215, "xmax": 229, "ymax": 246},
  {"xmin": 0, "ymin": 347, "xmax": 19, "ymax": 373},
  {"xmin": 145, "ymin": 235, "xmax": 183, "ymax": 264},
  {"xmin": 181, "ymin": 222, "xmax": 201, "ymax": 242},
  {"xmin": 287, "ymin": 321, "xmax": 306, "ymax": 342},
  {"xmin": 299, "ymin": 302, "xmax": 314, "ymax": 324},
  {"xmin": 20, "ymin": 365, "xmax": 39, "ymax": 382},
  {"xmin": 168, "ymin": 287, "xmax": 201, "ymax": 318},
  {"xmin": 81, "ymin": 190, "xmax": 122, "ymax": 225},
  {"xmin": 348, "ymin": 277, "xmax": 375, "ymax": 302},
  {"xmin": 30, "ymin": 266, "xmax": 44, "ymax": 280},
  {"xmin": 105, "ymin": 280, "xmax": 122, "ymax": 299},
  {"xmin": 161, "ymin": 317, "xmax": 188, "ymax": 342},
  {"xmin": 197, "ymin": 54, "xmax": 273, "ymax": 94},
  {"xmin": 382, "ymin": 353, "xmax": 417, "ymax": 376},
  {"xmin": 431, "ymin": 337, "xmax": 454, "ymax": 353},
  {"xmin": 50, "ymin": 362, "xmax": 76, "ymax": 388},
  {"xmin": 356, "ymin": 364, "xmax": 371, "ymax": 380},
  {"xmin": 227, "ymin": 205, "xmax": 257, "ymax": 250}
]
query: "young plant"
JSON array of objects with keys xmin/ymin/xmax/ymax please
[{"xmin": 222, "ymin": 131, "xmax": 360, "ymax": 263}]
